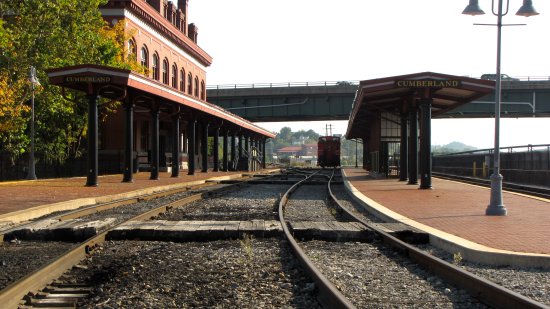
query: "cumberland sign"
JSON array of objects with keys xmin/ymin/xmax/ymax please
[
  {"xmin": 64, "ymin": 76, "xmax": 112, "ymax": 83},
  {"xmin": 395, "ymin": 79, "xmax": 461, "ymax": 88}
]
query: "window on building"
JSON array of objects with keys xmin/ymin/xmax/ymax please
[
  {"xmin": 152, "ymin": 53, "xmax": 159, "ymax": 80},
  {"xmin": 171, "ymin": 63, "xmax": 177, "ymax": 88},
  {"xmin": 128, "ymin": 39, "xmax": 137, "ymax": 61},
  {"xmin": 163, "ymin": 4, "xmax": 168, "ymax": 18},
  {"xmin": 162, "ymin": 58, "xmax": 169, "ymax": 84},
  {"xmin": 187, "ymin": 73, "xmax": 192, "ymax": 94},
  {"xmin": 179, "ymin": 68, "xmax": 185, "ymax": 91},
  {"xmin": 200, "ymin": 80, "xmax": 205, "ymax": 100},
  {"xmin": 140, "ymin": 45, "xmax": 149, "ymax": 69},
  {"xmin": 194, "ymin": 76, "xmax": 199, "ymax": 97}
]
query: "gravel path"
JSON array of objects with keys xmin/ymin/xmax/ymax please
[
  {"xmin": 419, "ymin": 245, "xmax": 550, "ymax": 306},
  {"xmin": 333, "ymin": 175, "xmax": 550, "ymax": 307},
  {"xmin": 0, "ymin": 240, "xmax": 75, "ymax": 290},
  {"xmin": 73, "ymin": 239, "xmax": 321, "ymax": 308},
  {"xmin": 157, "ymin": 184, "xmax": 289, "ymax": 221},
  {"xmin": 301, "ymin": 240, "xmax": 486, "ymax": 308},
  {"xmin": 284, "ymin": 185, "xmax": 346, "ymax": 222}
]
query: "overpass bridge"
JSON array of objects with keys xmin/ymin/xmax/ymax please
[{"xmin": 206, "ymin": 78, "xmax": 550, "ymax": 122}]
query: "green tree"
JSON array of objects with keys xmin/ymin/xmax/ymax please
[{"xmin": 0, "ymin": 0, "xmax": 136, "ymax": 163}]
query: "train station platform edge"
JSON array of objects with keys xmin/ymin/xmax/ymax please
[
  {"xmin": 341, "ymin": 168, "xmax": 550, "ymax": 269},
  {"xmin": 0, "ymin": 169, "xmax": 279, "ymax": 225}
]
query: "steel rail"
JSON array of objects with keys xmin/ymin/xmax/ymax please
[
  {"xmin": 278, "ymin": 169, "xmax": 355, "ymax": 309},
  {"xmin": 327, "ymin": 170, "xmax": 549, "ymax": 309},
  {"xmin": 0, "ymin": 180, "xmax": 247, "ymax": 309}
]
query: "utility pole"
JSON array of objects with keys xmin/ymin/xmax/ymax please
[{"xmin": 27, "ymin": 66, "xmax": 40, "ymax": 180}]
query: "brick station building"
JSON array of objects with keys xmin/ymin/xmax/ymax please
[{"xmin": 47, "ymin": 0, "xmax": 275, "ymax": 186}]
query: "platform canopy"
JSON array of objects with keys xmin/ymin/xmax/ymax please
[
  {"xmin": 346, "ymin": 72, "xmax": 495, "ymax": 139},
  {"xmin": 47, "ymin": 64, "xmax": 276, "ymax": 138}
]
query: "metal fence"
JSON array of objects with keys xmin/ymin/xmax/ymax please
[
  {"xmin": 206, "ymin": 80, "xmax": 360, "ymax": 90},
  {"xmin": 0, "ymin": 152, "xmax": 123, "ymax": 181},
  {"xmin": 433, "ymin": 144, "xmax": 550, "ymax": 187}
]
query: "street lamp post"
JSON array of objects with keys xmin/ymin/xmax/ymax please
[
  {"xmin": 27, "ymin": 66, "xmax": 40, "ymax": 180},
  {"xmin": 462, "ymin": 0, "xmax": 539, "ymax": 216}
]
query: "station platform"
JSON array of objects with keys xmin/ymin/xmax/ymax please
[
  {"xmin": 342, "ymin": 168, "xmax": 550, "ymax": 268},
  {"xmin": 0, "ymin": 170, "xmax": 256, "ymax": 224}
]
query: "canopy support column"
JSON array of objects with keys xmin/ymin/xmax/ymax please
[
  {"xmin": 419, "ymin": 98, "xmax": 432, "ymax": 189},
  {"xmin": 187, "ymin": 119, "xmax": 196, "ymax": 175},
  {"xmin": 408, "ymin": 107, "xmax": 418, "ymax": 185},
  {"xmin": 122, "ymin": 100, "xmax": 134, "ymax": 183},
  {"xmin": 86, "ymin": 94, "xmax": 99, "ymax": 187}
]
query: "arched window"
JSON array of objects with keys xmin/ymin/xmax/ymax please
[
  {"xmin": 179, "ymin": 68, "xmax": 185, "ymax": 91},
  {"xmin": 128, "ymin": 39, "xmax": 137, "ymax": 61},
  {"xmin": 140, "ymin": 45, "xmax": 149, "ymax": 69},
  {"xmin": 194, "ymin": 77, "xmax": 199, "ymax": 97},
  {"xmin": 187, "ymin": 73, "xmax": 192, "ymax": 94},
  {"xmin": 200, "ymin": 80, "xmax": 205, "ymax": 100},
  {"xmin": 162, "ymin": 58, "xmax": 169, "ymax": 84},
  {"xmin": 171, "ymin": 63, "xmax": 178, "ymax": 88},
  {"xmin": 152, "ymin": 53, "xmax": 160, "ymax": 80}
]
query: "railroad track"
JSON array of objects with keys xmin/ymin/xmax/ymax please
[
  {"xmin": 278, "ymin": 168, "xmax": 548, "ymax": 308},
  {"xmin": 0, "ymin": 173, "xmax": 267, "ymax": 308},
  {"xmin": 1, "ymin": 169, "xmax": 547, "ymax": 308}
]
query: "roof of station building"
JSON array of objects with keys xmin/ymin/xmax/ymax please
[
  {"xmin": 46, "ymin": 64, "xmax": 275, "ymax": 138},
  {"xmin": 346, "ymin": 72, "xmax": 495, "ymax": 139}
]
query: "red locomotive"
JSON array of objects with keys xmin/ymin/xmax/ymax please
[{"xmin": 317, "ymin": 136, "xmax": 341, "ymax": 168}]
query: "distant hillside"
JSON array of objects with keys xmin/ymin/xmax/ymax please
[{"xmin": 432, "ymin": 141, "xmax": 477, "ymax": 154}]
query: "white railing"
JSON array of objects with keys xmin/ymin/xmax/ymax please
[
  {"xmin": 206, "ymin": 80, "xmax": 359, "ymax": 90},
  {"xmin": 207, "ymin": 76, "xmax": 550, "ymax": 90}
]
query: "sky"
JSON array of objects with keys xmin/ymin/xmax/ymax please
[{"xmin": 190, "ymin": 0, "xmax": 550, "ymax": 149}]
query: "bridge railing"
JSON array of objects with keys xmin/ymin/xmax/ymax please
[
  {"xmin": 206, "ymin": 80, "xmax": 360, "ymax": 90},
  {"xmin": 207, "ymin": 76, "xmax": 550, "ymax": 90},
  {"xmin": 433, "ymin": 144, "xmax": 550, "ymax": 188}
]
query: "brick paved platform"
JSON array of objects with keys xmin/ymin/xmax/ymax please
[
  {"xmin": 0, "ymin": 170, "xmax": 271, "ymax": 223},
  {"xmin": 343, "ymin": 168, "xmax": 550, "ymax": 268}
]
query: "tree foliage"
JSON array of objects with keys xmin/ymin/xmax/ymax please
[
  {"xmin": 271, "ymin": 126, "xmax": 319, "ymax": 151},
  {"xmin": 0, "ymin": 0, "xmax": 139, "ymax": 164}
]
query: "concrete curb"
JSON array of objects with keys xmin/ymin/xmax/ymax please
[{"xmin": 341, "ymin": 169, "xmax": 550, "ymax": 270}]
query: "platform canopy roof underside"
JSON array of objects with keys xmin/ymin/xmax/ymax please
[
  {"xmin": 346, "ymin": 72, "xmax": 495, "ymax": 139},
  {"xmin": 47, "ymin": 64, "xmax": 275, "ymax": 139}
]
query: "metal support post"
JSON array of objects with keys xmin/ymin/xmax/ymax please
[
  {"xmin": 86, "ymin": 94, "xmax": 99, "ymax": 187},
  {"xmin": 408, "ymin": 107, "xmax": 418, "ymax": 185},
  {"xmin": 150, "ymin": 107, "xmax": 160, "ymax": 180},
  {"xmin": 171, "ymin": 114, "xmax": 180, "ymax": 177},
  {"xmin": 123, "ymin": 101, "xmax": 134, "ymax": 182},
  {"xmin": 201, "ymin": 122, "xmax": 209, "ymax": 172},
  {"xmin": 213, "ymin": 126, "xmax": 220, "ymax": 172},
  {"xmin": 399, "ymin": 114, "xmax": 408, "ymax": 181},
  {"xmin": 419, "ymin": 98, "xmax": 432, "ymax": 189},
  {"xmin": 187, "ymin": 120, "xmax": 196, "ymax": 175}
]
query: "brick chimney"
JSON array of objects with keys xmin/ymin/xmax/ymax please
[
  {"xmin": 167, "ymin": 1, "xmax": 176, "ymax": 24},
  {"xmin": 188, "ymin": 23, "xmax": 198, "ymax": 43},
  {"xmin": 176, "ymin": 9, "xmax": 186, "ymax": 34}
]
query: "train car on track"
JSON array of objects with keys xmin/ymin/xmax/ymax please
[{"xmin": 317, "ymin": 136, "xmax": 341, "ymax": 168}]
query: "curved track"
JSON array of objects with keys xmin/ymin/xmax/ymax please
[
  {"xmin": 278, "ymin": 169, "xmax": 355, "ymax": 309},
  {"xmin": 328, "ymin": 170, "xmax": 548, "ymax": 309}
]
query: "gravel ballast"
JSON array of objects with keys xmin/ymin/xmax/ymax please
[
  {"xmin": 158, "ymin": 184, "xmax": 289, "ymax": 221},
  {"xmin": 74, "ymin": 239, "xmax": 321, "ymax": 308}
]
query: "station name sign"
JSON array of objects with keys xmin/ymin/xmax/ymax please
[
  {"xmin": 64, "ymin": 76, "xmax": 112, "ymax": 83},
  {"xmin": 395, "ymin": 79, "xmax": 461, "ymax": 88}
]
